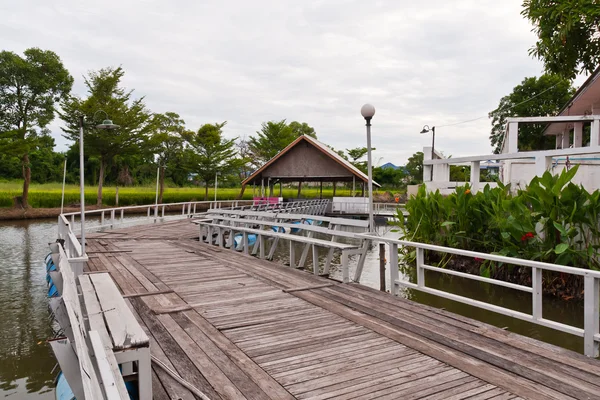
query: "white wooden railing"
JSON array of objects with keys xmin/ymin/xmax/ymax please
[
  {"xmin": 423, "ymin": 115, "xmax": 600, "ymax": 194},
  {"xmin": 361, "ymin": 234, "xmax": 600, "ymax": 358},
  {"xmin": 61, "ymin": 200, "xmax": 253, "ymax": 234}
]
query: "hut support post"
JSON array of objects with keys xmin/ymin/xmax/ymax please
[
  {"xmin": 333, "ymin": 181, "xmax": 336, "ymax": 196},
  {"xmin": 320, "ymin": 181, "xmax": 323, "ymax": 199},
  {"xmin": 352, "ymin": 176, "xmax": 355, "ymax": 197},
  {"xmin": 297, "ymin": 181, "xmax": 302, "ymax": 198},
  {"xmin": 279, "ymin": 182, "xmax": 282, "ymax": 197}
]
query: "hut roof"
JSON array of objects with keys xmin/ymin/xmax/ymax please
[{"xmin": 242, "ymin": 135, "xmax": 380, "ymax": 187}]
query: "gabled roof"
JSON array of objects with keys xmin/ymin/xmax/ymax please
[
  {"xmin": 544, "ymin": 65, "xmax": 600, "ymax": 135},
  {"xmin": 241, "ymin": 135, "xmax": 380, "ymax": 187}
]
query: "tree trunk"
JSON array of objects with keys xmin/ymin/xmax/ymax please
[
  {"xmin": 204, "ymin": 182, "xmax": 209, "ymax": 201},
  {"xmin": 20, "ymin": 153, "xmax": 31, "ymax": 208},
  {"xmin": 236, "ymin": 185, "xmax": 246, "ymax": 200},
  {"xmin": 97, "ymin": 158, "xmax": 105, "ymax": 206},
  {"xmin": 158, "ymin": 166, "xmax": 165, "ymax": 203}
]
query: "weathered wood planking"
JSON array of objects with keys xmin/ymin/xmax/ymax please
[{"xmin": 81, "ymin": 219, "xmax": 600, "ymax": 400}]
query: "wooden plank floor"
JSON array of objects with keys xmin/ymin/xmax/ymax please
[{"xmin": 84, "ymin": 219, "xmax": 600, "ymax": 400}]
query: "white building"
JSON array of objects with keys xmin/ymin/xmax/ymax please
[{"xmin": 425, "ymin": 66, "xmax": 600, "ymax": 194}]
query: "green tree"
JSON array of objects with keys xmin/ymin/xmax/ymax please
[
  {"xmin": 60, "ymin": 66, "xmax": 152, "ymax": 206},
  {"xmin": 373, "ymin": 166, "xmax": 406, "ymax": 188},
  {"xmin": 148, "ymin": 112, "xmax": 187, "ymax": 203},
  {"xmin": 183, "ymin": 122, "xmax": 237, "ymax": 200},
  {"xmin": 406, "ymin": 151, "xmax": 424, "ymax": 184},
  {"xmin": 249, "ymin": 120, "xmax": 317, "ymax": 163},
  {"xmin": 488, "ymin": 74, "xmax": 575, "ymax": 153},
  {"xmin": 288, "ymin": 121, "xmax": 317, "ymax": 138},
  {"xmin": 249, "ymin": 120, "xmax": 295, "ymax": 163},
  {"xmin": 522, "ymin": 0, "xmax": 600, "ymax": 79},
  {"xmin": 0, "ymin": 48, "xmax": 73, "ymax": 207},
  {"xmin": 345, "ymin": 147, "xmax": 376, "ymax": 173}
]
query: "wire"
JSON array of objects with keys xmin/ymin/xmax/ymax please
[{"xmin": 434, "ymin": 82, "xmax": 561, "ymax": 128}]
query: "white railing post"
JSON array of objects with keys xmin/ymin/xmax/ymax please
[
  {"xmin": 535, "ymin": 155, "xmax": 551, "ymax": 177},
  {"xmin": 110, "ymin": 210, "xmax": 115, "ymax": 229},
  {"xmin": 100, "ymin": 211, "xmax": 104, "ymax": 227},
  {"xmin": 470, "ymin": 161, "xmax": 480, "ymax": 193},
  {"xmin": 584, "ymin": 275, "xmax": 599, "ymax": 357},
  {"xmin": 532, "ymin": 267, "xmax": 542, "ymax": 321},
  {"xmin": 162, "ymin": 206, "xmax": 165, "ymax": 217},
  {"xmin": 416, "ymin": 247, "xmax": 425, "ymax": 288},
  {"xmin": 120, "ymin": 209, "xmax": 124, "ymax": 223},
  {"xmin": 389, "ymin": 243, "xmax": 399, "ymax": 296},
  {"xmin": 507, "ymin": 122, "xmax": 518, "ymax": 153},
  {"xmin": 591, "ymin": 118, "xmax": 600, "ymax": 147},
  {"xmin": 574, "ymin": 122, "xmax": 583, "ymax": 147}
]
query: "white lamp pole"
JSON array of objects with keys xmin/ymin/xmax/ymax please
[
  {"xmin": 361, "ymin": 103, "xmax": 376, "ymax": 232},
  {"xmin": 78, "ymin": 111, "xmax": 120, "ymax": 255},
  {"xmin": 60, "ymin": 156, "xmax": 67, "ymax": 215},
  {"xmin": 79, "ymin": 115, "xmax": 86, "ymax": 255}
]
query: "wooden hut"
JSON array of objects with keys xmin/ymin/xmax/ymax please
[{"xmin": 241, "ymin": 135, "xmax": 380, "ymax": 198}]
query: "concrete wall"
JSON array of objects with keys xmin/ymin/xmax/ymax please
[{"xmin": 504, "ymin": 157, "xmax": 600, "ymax": 191}]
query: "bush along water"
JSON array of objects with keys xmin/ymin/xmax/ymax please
[{"xmin": 393, "ymin": 165, "xmax": 600, "ymax": 300}]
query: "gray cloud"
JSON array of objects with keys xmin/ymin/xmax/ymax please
[{"xmin": 4, "ymin": 0, "xmax": 563, "ymax": 165}]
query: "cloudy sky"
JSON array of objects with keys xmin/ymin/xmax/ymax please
[{"xmin": 2, "ymin": 0, "xmax": 565, "ymax": 165}]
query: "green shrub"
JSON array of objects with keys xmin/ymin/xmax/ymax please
[{"xmin": 394, "ymin": 165, "xmax": 600, "ymax": 280}]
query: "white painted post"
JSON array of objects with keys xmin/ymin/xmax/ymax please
[
  {"xmin": 389, "ymin": 243, "xmax": 399, "ymax": 296},
  {"xmin": 470, "ymin": 161, "xmax": 480, "ymax": 193},
  {"xmin": 584, "ymin": 276, "xmax": 599, "ymax": 357},
  {"xmin": 416, "ymin": 247, "xmax": 425, "ymax": 288},
  {"xmin": 423, "ymin": 146, "xmax": 432, "ymax": 183},
  {"xmin": 110, "ymin": 210, "xmax": 115, "ymax": 229},
  {"xmin": 259, "ymin": 235, "xmax": 265, "ymax": 259},
  {"xmin": 100, "ymin": 211, "xmax": 105, "ymax": 227},
  {"xmin": 312, "ymin": 245, "xmax": 319, "ymax": 276},
  {"xmin": 120, "ymin": 209, "xmax": 124, "ymax": 223},
  {"xmin": 555, "ymin": 134, "xmax": 562, "ymax": 149},
  {"xmin": 507, "ymin": 122, "xmax": 518, "ymax": 153},
  {"xmin": 592, "ymin": 118, "xmax": 600, "ymax": 147},
  {"xmin": 243, "ymin": 232, "xmax": 249, "ymax": 255},
  {"xmin": 532, "ymin": 267, "xmax": 542, "ymax": 321},
  {"xmin": 574, "ymin": 123, "xmax": 583, "ymax": 147},
  {"xmin": 341, "ymin": 251, "xmax": 349, "ymax": 283},
  {"xmin": 535, "ymin": 155, "xmax": 551, "ymax": 177},
  {"xmin": 562, "ymin": 130, "xmax": 570, "ymax": 149}
]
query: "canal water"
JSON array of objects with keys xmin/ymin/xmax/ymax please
[{"xmin": 0, "ymin": 218, "xmax": 586, "ymax": 398}]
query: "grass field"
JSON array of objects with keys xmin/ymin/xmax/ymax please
[{"xmin": 0, "ymin": 181, "xmax": 362, "ymax": 208}]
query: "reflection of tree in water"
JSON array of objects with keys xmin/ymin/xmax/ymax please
[{"xmin": 0, "ymin": 221, "xmax": 55, "ymax": 394}]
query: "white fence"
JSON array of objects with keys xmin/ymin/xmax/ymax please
[
  {"xmin": 423, "ymin": 115, "xmax": 600, "ymax": 194},
  {"xmin": 361, "ymin": 234, "xmax": 600, "ymax": 358}
]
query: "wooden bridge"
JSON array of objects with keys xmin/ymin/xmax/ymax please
[{"xmin": 65, "ymin": 217, "xmax": 600, "ymax": 400}]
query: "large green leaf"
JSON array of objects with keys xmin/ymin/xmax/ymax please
[{"xmin": 554, "ymin": 243, "xmax": 569, "ymax": 254}]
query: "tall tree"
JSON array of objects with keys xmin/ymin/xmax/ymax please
[
  {"xmin": 183, "ymin": 122, "xmax": 237, "ymax": 200},
  {"xmin": 405, "ymin": 151, "xmax": 424, "ymax": 184},
  {"xmin": 249, "ymin": 120, "xmax": 317, "ymax": 163},
  {"xmin": 249, "ymin": 120, "xmax": 296, "ymax": 163},
  {"xmin": 522, "ymin": 0, "xmax": 600, "ymax": 79},
  {"xmin": 147, "ymin": 112, "xmax": 187, "ymax": 203},
  {"xmin": 288, "ymin": 121, "xmax": 317, "ymax": 138},
  {"xmin": 0, "ymin": 48, "xmax": 73, "ymax": 207},
  {"xmin": 60, "ymin": 66, "xmax": 152, "ymax": 206},
  {"xmin": 488, "ymin": 74, "xmax": 575, "ymax": 154}
]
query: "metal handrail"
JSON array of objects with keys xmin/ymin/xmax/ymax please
[{"xmin": 360, "ymin": 234, "xmax": 600, "ymax": 358}]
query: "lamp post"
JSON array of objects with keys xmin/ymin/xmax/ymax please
[
  {"xmin": 361, "ymin": 103, "xmax": 375, "ymax": 232},
  {"xmin": 420, "ymin": 125, "xmax": 436, "ymax": 181},
  {"xmin": 79, "ymin": 111, "xmax": 119, "ymax": 255}
]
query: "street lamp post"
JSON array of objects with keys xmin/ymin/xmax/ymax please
[
  {"xmin": 361, "ymin": 103, "xmax": 376, "ymax": 233},
  {"xmin": 420, "ymin": 125, "xmax": 436, "ymax": 181},
  {"xmin": 79, "ymin": 111, "xmax": 119, "ymax": 255}
]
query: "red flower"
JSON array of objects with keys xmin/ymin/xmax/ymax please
[
  {"xmin": 521, "ymin": 232, "xmax": 535, "ymax": 242},
  {"xmin": 474, "ymin": 257, "xmax": 484, "ymax": 262}
]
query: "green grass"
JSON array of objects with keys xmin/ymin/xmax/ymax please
[{"xmin": 0, "ymin": 181, "xmax": 364, "ymax": 208}]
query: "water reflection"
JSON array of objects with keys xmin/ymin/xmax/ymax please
[{"xmin": 0, "ymin": 219, "xmax": 56, "ymax": 399}]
